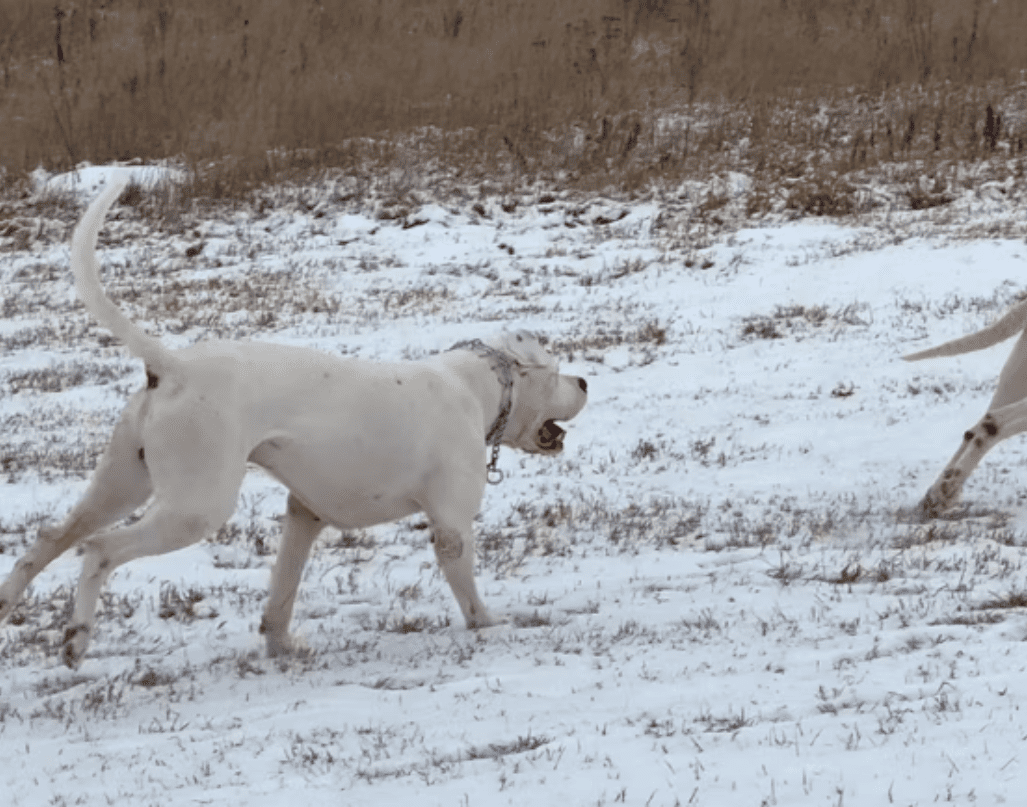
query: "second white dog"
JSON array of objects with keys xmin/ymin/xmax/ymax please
[
  {"xmin": 0, "ymin": 177, "xmax": 588, "ymax": 666},
  {"xmin": 904, "ymin": 296, "xmax": 1027, "ymax": 518}
]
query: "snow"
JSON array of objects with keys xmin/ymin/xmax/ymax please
[{"xmin": 2, "ymin": 163, "xmax": 1027, "ymax": 805}]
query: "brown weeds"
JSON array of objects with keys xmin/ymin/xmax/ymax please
[{"xmin": 1, "ymin": 1, "xmax": 1025, "ymax": 198}]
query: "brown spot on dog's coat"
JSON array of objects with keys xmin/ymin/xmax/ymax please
[
  {"xmin": 138, "ymin": 447, "xmax": 145, "ymax": 462},
  {"xmin": 984, "ymin": 421, "xmax": 999, "ymax": 436},
  {"xmin": 146, "ymin": 370, "xmax": 159, "ymax": 389}
]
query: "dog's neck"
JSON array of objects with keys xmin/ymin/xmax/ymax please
[{"xmin": 444, "ymin": 340, "xmax": 515, "ymax": 448}]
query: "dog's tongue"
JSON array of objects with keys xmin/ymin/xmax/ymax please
[{"xmin": 539, "ymin": 419, "xmax": 565, "ymax": 449}]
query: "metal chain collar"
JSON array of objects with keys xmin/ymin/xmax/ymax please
[{"xmin": 448, "ymin": 339, "xmax": 514, "ymax": 484}]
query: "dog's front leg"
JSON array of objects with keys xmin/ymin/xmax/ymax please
[
  {"xmin": 419, "ymin": 467, "xmax": 502, "ymax": 629},
  {"xmin": 432, "ymin": 525, "xmax": 501, "ymax": 628},
  {"xmin": 433, "ymin": 519, "xmax": 512, "ymax": 629},
  {"xmin": 260, "ymin": 494, "xmax": 325, "ymax": 657}
]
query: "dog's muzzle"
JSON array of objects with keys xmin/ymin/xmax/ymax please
[{"xmin": 537, "ymin": 420, "xmax": 566, "ymax": 452}]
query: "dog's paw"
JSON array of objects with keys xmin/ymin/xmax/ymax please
[
  {"xmin": 466, "ymin": 610, "xmax": 510, "ymax": 630},
  {"xmin": 265, "ymin": 632, "xmax": 312, "ymax": 658},
  {"xmin": 0, "ymin": 572, "xmax": 28, "ymax": 624},
  {"xmin": 61, "ymin": 624, "xmax": 90, "ymax": 668},
  {"xmin": 913, "ymin": 489, "xmax": 957, "ymax": 521},
  {"xmin": 896, "ymin": 499, "xmax": 935, "ymax": 523},
  {"xmin": 0, "ymin": 584, "xmax": 15, "ymax": 624}
]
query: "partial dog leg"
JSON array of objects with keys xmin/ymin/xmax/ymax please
[
  {"xmin": 917, "ymin": 328, "xmax": 1027, "ymax": 518},
  {"xmin": 62, "ymin": 409, "xmax": 247, "ymax": 666},
  {"xmin": 989, "ymin": 327, "xmax": 1027, "ymax": 409},
  {"xmin": 259, "ymin": 493, "xmax": 325, "ymax": 657},
  {"xmin": 918, "ymin": 397, "xmax": 1027, "ymax": 518},
  {"xmin": 915, "ymin": 438, "xmax": 976, "ymax": 519},
  {"xmin": 0, "ymin": 392, "xmax": 151, "ymax": 622},
  {"xmin": 432, "ymin": 521, "xmax": 500, "ymax": 628},
  {"xmin": 419, "ymin": 471, "xmax": 500, "ymax": 629},
  {"xmin": 62, "ymin": 495, "xmax": 240, "ymax": 667},
  {"xmin": 917, "ymin": 413, "xmax": 1004, "ymax": 518}
]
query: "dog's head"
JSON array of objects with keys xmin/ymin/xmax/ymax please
[{"xmin": 486, "ymin": 331, "xmax": 588, "ymax": 455}]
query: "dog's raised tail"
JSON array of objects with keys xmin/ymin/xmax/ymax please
[
  {"xmin": 903, "ymin": 298, "xmax": 1027, "ymax": 362},
  {"xmin": 71, "ymin": 176, "xmax": 175, "ymax": 379}
]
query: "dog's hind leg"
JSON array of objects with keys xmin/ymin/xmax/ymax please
[
  {"xmin": 916, "ymin": 328, "xmax": 1027, "ymax": 518},
  {"xmin": 0, "ymin": 392, "xmax": 151, "ymax": 623},
  {"xmin": 62, "ymin": 405, "xmax": 247, "ymax": 666},
  {"xmin": 259, "ymin": 493, "xmax": 325, "ymax": 657},
  {"xmin": 61, "ymin": 501, "xmax": 238, "ymax": 667}
]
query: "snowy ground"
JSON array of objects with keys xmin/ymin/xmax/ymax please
[{"xmin": 2, "ymin": 164, "xmax": 1027, "ymax": 805}]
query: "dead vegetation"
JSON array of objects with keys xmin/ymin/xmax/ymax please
[
  {"xmin": 0, "ymin": 0, "xmax": 1025, "ymax": 212},
  {"xmin": 740, "ymin": 303, "xmax": 871, "ymax": 341}
]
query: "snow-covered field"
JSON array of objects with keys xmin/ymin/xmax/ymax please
[{"xmin": 2, "ymin": 164, "xmax": 1027, "ymax": 805}]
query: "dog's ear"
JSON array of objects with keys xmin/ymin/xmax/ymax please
[{"xmin": 491, "ymin": 330, "xmax": 556, "ymax": 369}]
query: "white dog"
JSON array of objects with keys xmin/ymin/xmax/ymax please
[
  {"xmin": 0, "ymin": 177, "xmax": 587, "ymax": 666},
  {"xmin": 904, "ymin": 297, "xmax": 1027, "ymax": 518}
]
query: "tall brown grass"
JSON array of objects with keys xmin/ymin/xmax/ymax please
[{"xmin": 1, "ymin": 0, "xmax": 1025, "ymax": 190}]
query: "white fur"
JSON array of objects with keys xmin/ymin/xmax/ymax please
[
  {"xmin": 0, "ymin": 178, "xmax": 587, "ymax": 666},
  {"xmin": 904, "ymin": 298, "xmax": 1027, "ymax": 517}
]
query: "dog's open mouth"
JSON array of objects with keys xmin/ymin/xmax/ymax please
[{"xmin": 537, "ymin": 419, "xmax": 566, "ymax": 452}]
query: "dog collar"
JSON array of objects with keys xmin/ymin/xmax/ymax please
[{"xmin": 448, "ymin": 339, "xmax": 514, "ymax": 484}]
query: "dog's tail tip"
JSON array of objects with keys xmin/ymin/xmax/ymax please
[
  {"xmin": 106, "ymin": 170, "xmax": 133, "ymax": 193},
  {"xmin": 88, "ymin": 171, "xmax": 133, "ymax": 209},
  {"xmin": 71, "ymin": 175, "xmax": 173, "ymax": 373}
]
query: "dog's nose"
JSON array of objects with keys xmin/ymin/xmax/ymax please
[{"xmin": 577, "ymin": 377, "xmax": 587, "ymax": 393}]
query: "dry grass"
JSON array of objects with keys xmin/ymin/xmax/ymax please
[{"xmin": 1, "ymin": 1, "xmax": 1025, "ymax": 200}]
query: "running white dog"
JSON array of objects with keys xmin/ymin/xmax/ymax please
[
  {"xmin": 0, "ymin": 177, "xmax": 587, "ymax": 666},
  {"xmin": 904, "ymin": 297, "xmax": 1027, "ymax": 518}
]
